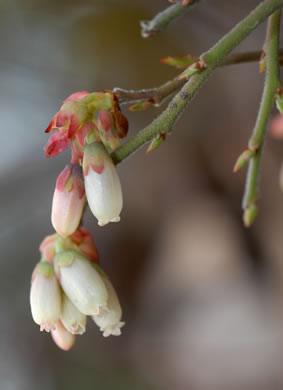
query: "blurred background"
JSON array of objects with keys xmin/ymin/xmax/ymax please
[{"xmin": 2, "ymin": 0, "xmax": 283, "ymax": 389}]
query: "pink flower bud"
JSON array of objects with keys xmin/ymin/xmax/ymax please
[
  {"xmin": 51, "ymin": 320, "xmax": 75, "ymax": 351},
  {"xmin": 39, "ymin": 234, "xmax": 57, "ymax": 263},
  {"xmin": 30, "ymin": 261, "xmax": 61, "ymax": 332},
  {"xmin": 61, "ymin": 293, "xmax": 87, "ymax": 335},
  {"xmin": 83, "ymin": 142, "xmax": 123, "ymax": 226},
  {"xmin": 92, "ymin": 275, "xmax": 125, "ymax": 337},
  {"xmin": 51, "ymin": 163, "xmax": 86, "ymax": 238},
  {"xmin": 55, "ymin": 250, "xmax": 108, "ymax": 315},
  {"xmin": 97, "ymin": 109, "xmax": 120, "ymax": 151},
  {"xmin": 69, "ymin": 227, "xmax": 99, "ymax": 263}
]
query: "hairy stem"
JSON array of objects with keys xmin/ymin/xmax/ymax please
[
  {"xmin": 140, "ymin": 0, "xmax": 200, "ymax": 38},
  {"xmin": 242, "ymin": 9, "xmax": 281, "ymax": 227},
  {"xmin": 112, "ymin": 0, "xmax": 283, "ymax": 165},
  {"xmin": 114, "ymin": 49, "xmax": 283, "ymax": 106}
]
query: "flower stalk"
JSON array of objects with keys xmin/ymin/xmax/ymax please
[{"xmin": 241, "ymin": 9, "xmax": 281, "ymax": 227}]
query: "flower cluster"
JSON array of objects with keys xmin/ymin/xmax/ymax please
[
  {"xmin": 30, "ymin": 91, "xmax": 128, "ymax": 350},
  {"xmin": 30, "ymin": 228, "xmax": 124, "ymax": 351},
  {"xmin": 46, "ymin": 90, "xmax": 128, "ymax": 229}
]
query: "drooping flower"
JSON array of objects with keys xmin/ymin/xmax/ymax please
[
  {"xmin": 83, "ymin": 142, "xmax": 123, "ymax": 226},
  {"xmin": 51, "ymin": 163, "xmax": 86, "ymax": 238},
  {"xmin": 60, "ymin": 293, "xmax": 87, "ymax": 335},
  {"xmin": 51, "ymin": 320, "xmax": 75, "ymax": 351},
  {"xmin": 30, "ymin": 260, "xmax": 61, "ymax": 332},
  {"xmin": 92, "ymin": 274, "xmax": 125, "ymax": 337},
  {"xmin": 55, "ymin": 249, "xmax": 108, "ymax": 315}
]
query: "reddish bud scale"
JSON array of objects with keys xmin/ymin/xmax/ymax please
[
  {"xmin": 64, "ymin": 91, "xmax": 89, "ymax": 103},
  {"xmin": 44, "ymin": 131, "xmax": 69, "ymax": 158},
  {"xmin": 40, "ymin": 234, "xmax": 57, "ymax": 263}
]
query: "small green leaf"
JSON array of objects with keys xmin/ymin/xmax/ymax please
[
  {"xmin": 146, "ymin": 133, "xmax": 166, "ymax": 154},
  {"xmin": 160, "ymin": 54, "xmax": 198, "ymax": 69},
  {"xmin": 233, "ymin": 148, "xmax": 256, "ymax": 172}
]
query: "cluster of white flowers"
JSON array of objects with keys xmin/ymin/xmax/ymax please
[{"xmin": 30, "ymin": 231, "xmax": 124, "ymax": 350}]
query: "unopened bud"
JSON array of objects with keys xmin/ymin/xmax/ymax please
[
  {"xmin": 51, "ymin": 320, "xmax": 75, "ymax": 351},
  {"xmin": 92, "ymin": 274, "xmax": 125, "ymax": 337},
  {"xmin": 55, "ymin": 249, "xmax": 108, "ymax": 315},
  {"xmin": 69, "ymin": 227, "xmax": 99, "ymax": 263},
  {"xmin": 243, "ymin": 203, "xmax": 258, "ymax": 227},
  {"xmin": 39, "ymin": 234, "xmax": 57, "ymax": 263},
  {"xmin": 51, "ymin": 163, "xmax": 86, "ymax": 237},
  {"xmin": 146, "ymin": 133, "xmax": 166, "ymax": 154},
  {"xmin": 61, "ymin": 293, "xmax": 87, "ymax": 335},
  {"xmin": 233, "ymin": 148, "xmax": 256, "ymax": 172},
  {"xmin": 30, "ymin": 261, "xmax": 61, "ymax": 332},
  {"xmin": 97, "ymin": 109, "xmax": 120, "ymax": 151},
  {"xmin": 83, "ymin": 142, "xmax": 123, "ymax": 226}
]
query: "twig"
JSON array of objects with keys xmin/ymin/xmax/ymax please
[
  {"xmin": 114, "ymin": 49, "xmax": 283, "ymax": 106},
  {"xmin": 241, "ymin": 9, "xmax": 281, "ymax": 227},
  {"xmin": 111, "ymin": 0, "xmax": 283, "ymax": 165},
  {"xmin": 140, "ymin": 0, "xmax": 200, "ymax": 38}
]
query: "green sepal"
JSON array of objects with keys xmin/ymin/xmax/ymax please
[
  {"xmin": 54, "ymin": 249, "xmax": 77, "ymax": 275},
  {"xmin": 36, "ymin": 260, "xmax": 55, "ymax": 278},
  {"xmin": 82, "ymin": 92, "xmax": 114, "ymax": 114},
  {"xmin": 85, "ymin": 130, "xmax": 99, "ymax": 145}
]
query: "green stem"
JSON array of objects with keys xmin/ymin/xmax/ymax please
[
  {"xmin": 112, "ymin": 0, "xmax": 283, "ymax": 165},
  {"xmin": 114, "ymin": 49, "xmax": 283, "ymax": 106},
  {"xmin": 242, "ymin": 9, "xmax": 281, "ymax": 227},
  {"xmin": 140, "ymin": 0, "xmax": 200, "ymax": 38}
]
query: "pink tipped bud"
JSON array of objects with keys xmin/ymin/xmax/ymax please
[
  {"xmin": 69, "ymin": 227, "xmax": 99, "ymax": 263},
  {"xmin": 83, "ymin": 142, "xmax": 123, "ymax": 226},
  {"xmin": 30, "ymin": 261, "xmax": 61, "ymax": 332},
  {"xmin": 97, "ymin": 109, "xmax": 120, "ymax": 151},
  {"xmin": 92, "ymin": 274, "xmax": 125, "ymax": 337},
  {"xmin": 39, "ymin": 234, "xmax": 57, "ymax": 263},
  {"xmin": 61, "ymin": 293, "xmax": 87, "ymax": 335},
  {"xmin": 55, "ymin": 249, "xmax": 108, "ymax": 315},
  {"xmin": 51, "ymin": 163, "xmax": 86, "ymax": 238},
  {"xmin": 51, "ymin": 320, "xmax": 75, "ymax": 351}
]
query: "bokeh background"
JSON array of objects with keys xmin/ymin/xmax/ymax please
[{"xmin": 2, "ymin": 0, "xmax": 283, "ymax": 389}]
